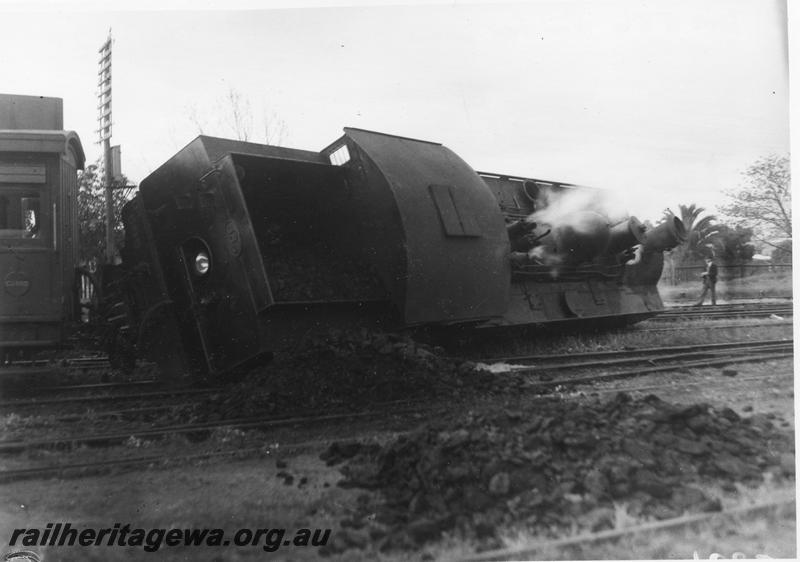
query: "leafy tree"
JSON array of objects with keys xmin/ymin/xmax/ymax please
[
  {"xmin": 77, "ymin": 160, "xmax": 136, "ymax": 268},
  {"xmin": 711, "ymin": 224, "xmax": 756, "ymax": 264},
  {"xmin": 770, "ymin": 239, "xmax": 792, "ymax": 264},
  {"xmin": 720, "ymin": 154, "xmax": 791, "ymax": 243}
]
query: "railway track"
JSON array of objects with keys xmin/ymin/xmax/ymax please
[
  {"xmin": 0, "ymin": 442, "xmax": 292, "ymax": 484},
  {"xmin": 572, "ymin": 370, "xmax": 792, "ymax": 397},
  {"xmin": 1, "ymin": 338, "xmax": 791, "ymax": 458},
  {"xmin": 480, "ymin": 338, "xmax": 793, "ymax": 372},
  {"xmin": 0, "ymin": 423, "xmax": 403, "ymax": 484},
  {"xmin": 0, "ymin": 386, "xmax": 219, "ymax": 409},
  {"xmin": 9, "ymin": 338, "xmax": 790, "ymax": 416},
  {"xmin": 0, "ymin": 355, "xmax": 161, "ymax": 400},
  {"xmin": 655, "ymin": 302, "xmax": 793, "ymax": 321},
  {"xmin": 0, "ymin": 331, "xmax": 792, "ymax": 483},
  {"xmin": 27, "ymin": 379, "xmax": 157, "ymax": 394},
  {"xmin": 0, "ymin": 402, "xmax": 432, "ymax": 482},
  {"xmin": 0, "ymin": 355, "xmax": 110, "ymax": 377},
  {"xmin": 629, "ymin": 318, "xmax": 793, "ymax": 333},
  {"xmin": 0, "ymin": 355, "xmax": 109, "ymax": 369},
  {"xmin": 0, "ymin": 301, "xmax": 789, "ymax": 400},
  {"xmin": 0, "ymin": 401, "xmax": 429, "ymax": 454},
  {"xmin": 521, "ymin": 346, "xmax": 792, "ymax": 389},
  {"xmin": 1, "ymin": 360, "xmax": 792, "ymax": 484},
  {"xmin": 36, "ymin": 366, "xmax": 793, "ymax": 426}
]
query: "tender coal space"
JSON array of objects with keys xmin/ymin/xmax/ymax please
[
  {"xmin": 321, "ymin": 392, "xmax": 794, "ymax": 554},
  {"xmin": 257, "ymin": 223, "xmax": 386, "ymax": 302},
  {"xmin": 237, "ymin": 154, "xmax": 387, "ymax": 303},
  {"xmin": 179, "ymin": 331, "xmax": 495, "ymax": 422}
]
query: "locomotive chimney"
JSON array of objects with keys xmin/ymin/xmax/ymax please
[{"xmin": 642, "ymin": 215, "xmax": 688, "ymax": 253}]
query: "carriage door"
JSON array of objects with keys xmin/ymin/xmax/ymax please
[{"xmin": 0, "ymin": 160, "xmax": 58, "ymax": 321}]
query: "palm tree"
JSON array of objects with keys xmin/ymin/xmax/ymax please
[{"xmin": 664, "ymin": 204, "xmax": 719, "ymax": 265}]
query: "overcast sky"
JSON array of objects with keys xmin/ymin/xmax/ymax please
[{"xmin": 0, "ymin": 0, "xmax": 791, "ymax": 222}]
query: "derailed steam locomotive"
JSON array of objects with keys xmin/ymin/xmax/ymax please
[{"xmin": 108, "ymin": 128, "xmax": 686, "ymax": 377}]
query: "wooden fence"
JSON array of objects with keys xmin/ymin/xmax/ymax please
[{"xmin": 662, "ymin": 263, "xmax": 793, "ymax": 285}]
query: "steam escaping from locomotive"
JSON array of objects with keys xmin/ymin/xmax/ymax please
[
  {"xmin": 531, "ymin": 183, "xmax": 609, "ymax": 228},
  {"xmin": 506, "ymin": 186, "xmax": 633, "ymax": 270},
  {"xmin": 505, "ymin": 182, "xmax": 685, "ymax": 272}
]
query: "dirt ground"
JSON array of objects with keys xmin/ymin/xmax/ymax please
[{"xmin": 0, "ymin": 343, "xmax": 795, "ymax": 561}]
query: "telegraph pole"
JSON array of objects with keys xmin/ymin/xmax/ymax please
[{"xmin": 97, "ymin": 33, "xmax": 114, "ymax": 263}]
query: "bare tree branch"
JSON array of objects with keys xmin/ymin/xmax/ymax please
[
  {"xmin": 720, "ymin": 154, "xmax": 791, "ymax": 241},
  {"xmin": 184, "ymin": 88, "xmax": 286, "ymax": 146}
]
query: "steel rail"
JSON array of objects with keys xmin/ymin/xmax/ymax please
[
  {"xmin": 666, "ymin": 302, "xmax": 790, "ymax": 310},
  {"xmin": 0, "ymin": 358, "xmax": 111, "ymax": 378},
  {"xmin": 0, "ymin": 387, "xmax": 220, "ymax": 409},
  {"xmin": 652, "ymin": 312, "xmax": 793, "ymax": 322},
  {"xmin": 524, "ymin": 349, "xmax": 793, "ymax": 389},
  {"xmin": 0, "ymin": 445, "xmax": 277, "ymax": 484},
  {"xmin": 0, "ymin": 426, "xmax": 405, "ymax": 484},
  {"xmin": 0, "ymin": 356, "xmax": 109, "ymax": 369},
  {"xmin": 50, "ymin": 404, "xmax": 193, "ymax": 423},
  {"xmin": 652, "ymin": 308, "xmax": 793, "ymax": 321},
  {"xmin": 32, "ymin": 380, "xmax": 157, "ymax": 393},
  {"xmin": 0, "ymin": 403, "xmax": 428, "ymax": 453},
  {"xmin": 663, "ymin": 302, "xmax": 793, "ymax": 314},
  {"xmin": 569, "ymin": 371, "xmax": 793, "ymax": 397},
  {"xmin": 629, "ymin": 320, "xmax": 793, "ymax": 333},
  {"xmin": 479, "ymin": 338, "xmax": 792, "ymax": 365},
  {"xmin": 517, "ymin": 342, "xmax": 791, "ymax": 373}
]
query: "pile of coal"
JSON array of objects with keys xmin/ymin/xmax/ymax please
[
  {"xmin": 322, "ymin": 392, "xmax": 794, "ymax": 553},
  {"xmin": 258, "ymin": 225, "xmax": 385, "ymax": 302},
  {"xmin": 179, "ymin": 330, "xmax": 490, "ymax": 422}
]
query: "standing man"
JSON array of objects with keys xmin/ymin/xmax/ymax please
[{"xmin": 694, "ymin": 256, "xmax": 718, "ymax": 306}]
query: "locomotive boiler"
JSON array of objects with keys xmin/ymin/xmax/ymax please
[{"xmin": 110, "ymin": 128, "xmax": 686, "ymax": 378}]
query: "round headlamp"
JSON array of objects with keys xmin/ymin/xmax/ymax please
[{"xmin": 194, "ymin": 251, "xmax": 210, "ymax": 276}]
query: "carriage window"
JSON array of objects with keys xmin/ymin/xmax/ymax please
[{"xmin": 0, "ymin": 192, "xmax": 44, "ymax": 241}]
